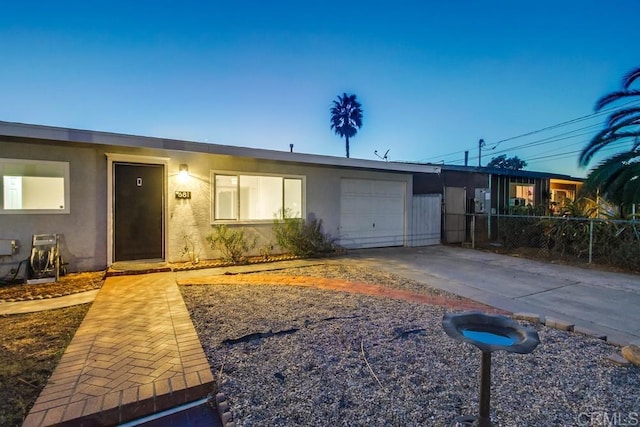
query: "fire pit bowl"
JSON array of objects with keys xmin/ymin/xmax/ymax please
[
  {"xmin": 442, "ymin": 311, "xmax": 539, "ymax": 354},
  {"xmin": 442, "ymin": 312, "xmax": 540, "ymax": 427}
]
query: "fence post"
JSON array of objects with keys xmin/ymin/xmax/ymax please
[
  {"xmin": 471, "ymin": 214, "xmax": 476, "ymax": 249},
  {"xmin": 588, "ymin": 219, "xmax": 594, "ymax": 264}
]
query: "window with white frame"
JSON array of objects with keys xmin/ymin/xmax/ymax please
[
  {"xmin": 0, "ymin": 159, "xmax": 70, "ymax": 214},
  {"xmin": 212, "ymin": 172, "xmax": 303, "ymax": 221}
]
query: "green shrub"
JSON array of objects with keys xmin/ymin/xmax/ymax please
[
  {"xmin": 498, "ymin": 216, "xmax": 542, "ymax": 249},
  {"xmin": 497, "ymin": 214, "xmax": 640, "ymax": 272},
  {"xmin": 592, "ymin": 221, "xmax": 640, "ymax": 271},
  {"xmin": 206, "ymin": 225, "xmax": 257, "ymax": 264},
  {"xmin": 180, "ymin": 233, "xmax": 200, "ymax": 264},
  {"xmin": 259, "ymin": 244, "xmax": 273, "ymax": 261},
  {"xmin": 273, "ymin": 211, "xmax": 338, "ymax": 258},
  {"xmin": 541, "ymin": 217, "xmax": 590, "ymax": 258}
]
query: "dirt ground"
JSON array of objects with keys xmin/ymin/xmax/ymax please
[
  {"xmin": 0, "ymin": 271, "xmax": 105, "ymax": 301},
  {"xmin": 0, "ymin": 271, "xmax": 102, "ymax": 425},
  {"xmin": 0, "ymin": 305, "xmax": 90, "ymax": 426}
]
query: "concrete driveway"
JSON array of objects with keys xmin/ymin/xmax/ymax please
[{"xmin": 334, "ymin": 245, "xmax": 640, "ymax": 346}]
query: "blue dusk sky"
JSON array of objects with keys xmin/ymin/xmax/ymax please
[{"xmin": 1, "ymin": 1, "xmax": 639, "ymax": 177}]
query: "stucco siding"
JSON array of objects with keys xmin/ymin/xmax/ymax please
[
  {"xmin": 1, "ymin": 138, "xmax": 415, "ymax": 274},
  {"xmin": 0, "ymin": 140, "xmax": 107, "ymax": 273},
  {"xmin": 165, "ymin": 153, "xmax": 412, "ymax": 263}
]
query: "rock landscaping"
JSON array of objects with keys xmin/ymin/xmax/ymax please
[{"xmin": 180, "ymin": 265, "xmax": 640, "ymax": 427}]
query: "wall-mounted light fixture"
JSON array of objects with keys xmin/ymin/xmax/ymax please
[
  {"xmin": 178, "ymin": 164, "xmax": 189, "ymax": 182},
  {"xmin": 178, "ymin": 163, "xmax": 189, "ymax": 184}
]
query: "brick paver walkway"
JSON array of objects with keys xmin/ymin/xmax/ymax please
[{"xmin": 23, "ymin": 272, "xmax": 214, "ymax": 427}]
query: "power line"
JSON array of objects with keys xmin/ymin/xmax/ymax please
[
  {"xmin": 488, "ymin": 124, "xmax": 602, "ymax": 157},
  {"xmin": 452, "ymin": 131, "xmax": 597, "ymax": 166},
  {"xmin": 447, "ymin": 135, "xmax": 629, "ymax": 167},
  {"xmin": 486, "ymin": 98, "xmax": 640, "ymax": 149},
  {"xmin": 528, "ymin": 140, "xmax": 634, "ymax": 163},
  {"xmin": 417, "ymin": 98, "xmax": 640, "ymax": 164}
]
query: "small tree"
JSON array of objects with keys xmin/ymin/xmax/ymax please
[{"xmin": 487, "ymin": 154, "xmax": 527, "ymax": 170}]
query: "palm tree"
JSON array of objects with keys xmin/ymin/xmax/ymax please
[
  {"xmin": 579, "ymin": 67, "xmax": 640, "ymax": 210},
  {"xmin": 330, "ymin": 93, "xmax": 363, "ymax": 158}
]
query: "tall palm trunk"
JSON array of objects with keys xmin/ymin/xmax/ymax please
[{"xmin": 345, "ymin": 135, "xmax": 350, "ymax": 158}]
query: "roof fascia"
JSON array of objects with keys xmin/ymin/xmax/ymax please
[{"xmin": 0, "ymin": 121, "xmax": 440, "ymax": 174}]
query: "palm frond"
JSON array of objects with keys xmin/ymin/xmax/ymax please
[
  {"xmin": 595, "ymin": 90, "xmax": 640, "ymax": 111},
  {"xmin": 329, "ymin": 92, "xmax": 364, "ymax": 158},
  {"xmin": 329, "ymin": 92, "xmax": 363, "ymax": 136},
  {"xmin": 622, "ymin": 66, "xmax": 640, "ymax": 89},
  {"xmin": 607, "ymin": 108, "xmax": 640, "ymax": 128},
  {"xmin": 582, "ymin": 150, "xmax": 640, "ymax": 206},
  {"xmin": 580, "ymin": 110, "xmax": 640, "ymax": 166},
  {"xmin": 560, "ymin": 197, "xmax": 598, "ymax": 218}
]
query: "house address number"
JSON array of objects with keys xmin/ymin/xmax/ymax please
[{"xmin": 175, "ymin": 191, "xmax": 191, "ymax": 199}]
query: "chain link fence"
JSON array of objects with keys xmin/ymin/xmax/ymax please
[{"xmin": 468, "ymin": 214, "xmax": 640, "ymax": 272}]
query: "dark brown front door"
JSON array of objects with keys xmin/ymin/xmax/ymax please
[{"xmin": 114, "ymin": 163, "xmax": 164, "ymax": 261}]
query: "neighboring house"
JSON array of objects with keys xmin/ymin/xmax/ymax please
[
  {"xmin": 412, "ymin": 164, "xmax": 583, "ymax": 243},
  {"xmin": 0, "ymin": 121, "xmax": 441, "ymax": 275}
]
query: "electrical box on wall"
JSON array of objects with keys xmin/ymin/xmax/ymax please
[
  {"xmin": 474, "ymin": 188, "xmax": 491, "ymax": 213},
  {"xmin": 0, "ymin": 239, "xmax": 18, "ymax": 256}
]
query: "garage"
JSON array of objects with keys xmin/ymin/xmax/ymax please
[{"xmin": 339, "ymin": 178, "xmax": 406, "ymax": 248}]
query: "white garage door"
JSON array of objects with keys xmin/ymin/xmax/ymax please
[{"xmin": 339, "ymin": 179, "xmax": 406, "ymax": 248}]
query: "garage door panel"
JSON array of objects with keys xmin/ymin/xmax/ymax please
[
  {"xmin": 373, "ymin": 180, "xmax": 402, "ymax": 195},
  {"xmin": 373, "ymin": 215, "xmax": 400, "ymax": 230},
  {"xmin": 340, "ymin": 179, "xmax": 405, "ymax": 249},
  {"xmin": 374, "ymin": 201, "xmax": 404, "ymax": 215}
]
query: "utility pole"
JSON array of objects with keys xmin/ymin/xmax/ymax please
[
  {"xmin": 478, "ymin": 139, "xmax": 485, "ymax": 167},
  {"xmin": 464, "ymin": 151, "xmax": 469, "ymax": 166}
]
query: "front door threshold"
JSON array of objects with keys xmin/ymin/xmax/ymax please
[{"xmin": 107, "ymin": 260, "xmax": 171, "ymax": 277}]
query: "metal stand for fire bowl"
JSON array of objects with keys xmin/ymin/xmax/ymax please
[{"xmin": 442, "ymin": 312, "xmax": 540, "ymax": 427}]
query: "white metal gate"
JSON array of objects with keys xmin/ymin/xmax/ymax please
[{"xmin": 409, "ymin": 194, "xmax": 441, "ymax": 246}]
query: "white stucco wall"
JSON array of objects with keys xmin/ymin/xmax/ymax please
[
  {"xmin": 0, "ymin": 138, "xmax": 416, "ymax": 274},
  {"xmin": 0, "ymin": 140, "xmax": 108, "ymax": 274},
  {"xmin": 165, "ymin": 152, "xmax": 413, "ymax": 263}
]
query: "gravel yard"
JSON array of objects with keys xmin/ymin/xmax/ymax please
[{"xmin": 180, "ymin": 265, "xmax": 640, "ymax": 427}]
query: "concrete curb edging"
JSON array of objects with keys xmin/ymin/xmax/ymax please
[
  {"xmin": 215, "ymin": 392, "xmax": 235, "ymax": 427},
  {"xmin": 512, "ymin": 312, "xmax": 636, "ymax": 367},
  {"xmin": 514, "ymin": 312, "xmax": 602, "ymax": 340},
  {"xmin": 512, "ymin": 312, "xmax": 541, "ymax": 323},
  {"xmin": 574, "ymin": 326, "xmax": 608, "ymax": 341},
  {"xmin": 544, "ymin": 317, "xmax": 575, "ymax": 332}
]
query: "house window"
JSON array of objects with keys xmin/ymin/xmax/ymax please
[
  {"xmin": 212, "ymin": 172, "xmax": 303, "ymax": 222},
  {"xmin": 0, "ymin": 159, "xmax": 70, "ymax": 214},
  {"xmin": 284, "ymin": 178, "xmax": 302, "ymax": 216},
  {"xmin": 215, "ymin": 175, "xmax": 238, "ymax": 220},
  {"xmin": 509, "ymin": 184, "xmax": 534, "ymax": 207}
]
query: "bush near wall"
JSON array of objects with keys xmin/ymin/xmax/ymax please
[
  {"xmin": 272, "ymin": 213, "xmax": 338, "ymax": 258},
  {"xmin": 206, "ymin": 225, "xmax": 257, "ymax": 264}
]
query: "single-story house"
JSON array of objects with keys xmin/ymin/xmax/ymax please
[
  {"xmin": 412, "ymin": 164, "xmax": 583, "ymax": 242},
  {"xmin": 0, "ymin": 121, "xmax": 442, "ymax": 276}
]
